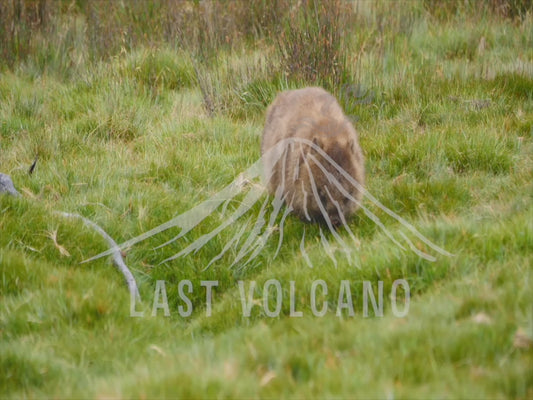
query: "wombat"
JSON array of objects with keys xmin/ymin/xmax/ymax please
[{"xmin": 261, "ymin": 87, "xmax": 365, "ymax": 226}]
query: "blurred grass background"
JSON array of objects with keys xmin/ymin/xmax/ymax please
[{"xmin": 0, "ymin": 0, "xmax": 532, "ymax": 398}]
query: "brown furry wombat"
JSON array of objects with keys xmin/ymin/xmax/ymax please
[{"xmin": 261, "ymin": 87, "xmax": 365, "ymax": 227}]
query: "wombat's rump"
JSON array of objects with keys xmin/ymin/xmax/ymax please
[{"xmin": 261, "ymin": 87, "xmax": 365, "ymax": 226}]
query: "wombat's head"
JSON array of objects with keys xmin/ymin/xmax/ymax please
[{"xmin": 299, "ymin": 136, "xmax": 360, "ymax": 226}]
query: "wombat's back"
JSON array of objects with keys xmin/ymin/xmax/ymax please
[
  {"xmin": 261, "ymin": 87, "xmax": 346, "ymax": 153},
  {"xmin": 261, "ymin": 87, "xmax": 365, "ymax": 226}
]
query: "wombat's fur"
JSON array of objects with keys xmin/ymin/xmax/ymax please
[{"xmin": 261, "ymin": 87, "xmax": 365, "ymax": 226}]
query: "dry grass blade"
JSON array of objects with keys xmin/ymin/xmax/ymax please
[{"xmin": 46, "ymin": 229, "xmax": 71, "ymax": 257}]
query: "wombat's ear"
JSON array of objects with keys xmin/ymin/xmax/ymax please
[
  {"xmin": 348, "ymin": 139, "xmax": 355, "ymax": 152},
  {"xmin": 312, "ymin": 137, "xmax": 322, "ymax": 149}
]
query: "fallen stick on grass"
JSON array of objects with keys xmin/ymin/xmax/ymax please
[{"xmin": 56, "ymin": 212, "xmax": 140, "ymax": 300}]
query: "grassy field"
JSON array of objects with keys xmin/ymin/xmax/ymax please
[{"xmin": 1, "ymin": 1, "xmax": 532, "ymax": 398}]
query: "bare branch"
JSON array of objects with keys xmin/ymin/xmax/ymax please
[{"xmin": 57, "ymin": 212, "xmax": 140, "ymax": 300}]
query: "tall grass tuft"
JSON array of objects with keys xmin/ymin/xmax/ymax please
[
  {"xmin": 276, "ymin": 0, "xmax": 352, "ymax": 89},
  {"xmin": 424, "ymin": 0, "xmax": 532, "ymax": 21},
  {"xmin": 0, "ymin": 0, "xmax": 50, "ymax": 68}
]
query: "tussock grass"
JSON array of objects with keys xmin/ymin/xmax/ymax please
[{"xmin": 1, "ymin": 1, "xmax": 532, "ymax": 398}]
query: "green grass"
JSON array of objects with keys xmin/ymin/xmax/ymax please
[{"xmin": 1, "ymin": 2, "xmax": 532, "ymax": 398}]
